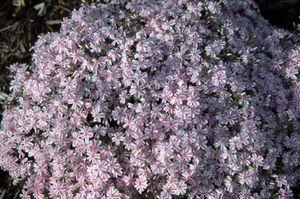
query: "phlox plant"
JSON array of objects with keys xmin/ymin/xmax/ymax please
[{"xmin": 0, "ymin": 0, "xmax": 299, "ymax": 198}]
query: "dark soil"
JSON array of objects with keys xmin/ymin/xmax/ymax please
[{"xmin": 255, "ymin": 0, "xmax": 300, "ymax": 31}]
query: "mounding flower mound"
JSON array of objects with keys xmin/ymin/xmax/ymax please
[{"xmin": 0, "ymin": 0, "xmax": 299, "ymax": 198}]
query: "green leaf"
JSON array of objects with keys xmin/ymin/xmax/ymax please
[
  {"xmin": 0, "ymin": 91, "xmax": 8, "ymax": 101},
  {"xmin": 0, "ymin": 188, "xmax": 6, "ymax": 199},
  {"xmin": 46, "ymin": 20, "xmax": 61, "ymax": 25},
  {"xmin": 34, "ymin": 2, "xmax": 46, "ymax": 16}
]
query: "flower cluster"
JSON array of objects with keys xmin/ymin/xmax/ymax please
[{"xmin": 0, "ymin": 0, "xmax": 299, "ymax": 198}]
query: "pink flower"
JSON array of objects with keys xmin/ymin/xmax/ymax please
[
  {"xmin": 212, "ymin": 70, "xmax": 227, "ymax": 87},
  {"xmin": 205, "ymin": 40, "xmax": 225, "ymax": 58},
  {"xmin": 112, "ymin": 107, "xmax": 126, "ymax": 123},
  {"xmin": 106, "ymin": 186, "xmax": 121, "ymax": 199},
  {"xmin": 250, "ymin": 154, "xmax": 264, "ymax": 167},
  {"xmin": 79, "ymin": 126, "xmax": 94, "ymax": 142},
  {"xmin": 1, "ymin": 1, "xmax": 300, "ymax": 198},
  {"xmin": 111, "ymin": 132, "xmax": 125, "ymax": 145},
  {"xmin": 91, "ymin": 104, "xmax": 106, "ymax": 122},
  {"xmin": 173, "ymin": 180, "xmax": 187, "ymax": 195},
  {"xmin": 134, "ymin": 175, "xmax": 148, "ymax": 194}
]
